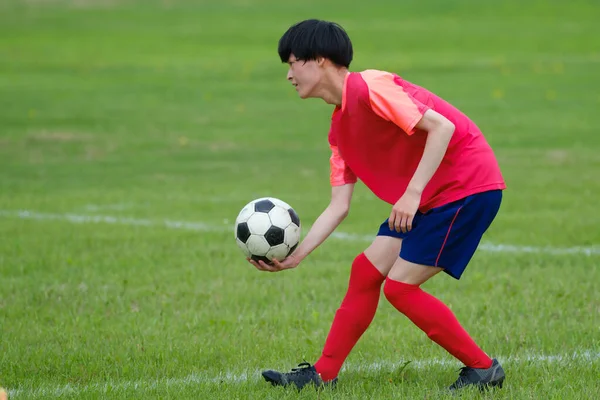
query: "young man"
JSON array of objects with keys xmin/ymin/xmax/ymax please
[{"xmin": 249, "ymin": 19, "xmax": 506, "ymax": 392}]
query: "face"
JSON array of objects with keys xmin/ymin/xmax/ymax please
[{"xmin": 286, "ymin": 54, "xmax": 323, "ymax": 99}]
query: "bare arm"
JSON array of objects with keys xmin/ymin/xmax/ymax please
[
  {"xmin": 389, "ymin": 109, "xmax": 455, "ymax": 232},
  {"xmin": 407, "ymin": 109, "xmax": 455, "ymax": 194},
  {"xmin": 291, "ymin": 183, "xmax": 354, "ymax": 262},
  {"xmin": 251, "ymin": 183, "xmax": 354, "ymax": 271}
]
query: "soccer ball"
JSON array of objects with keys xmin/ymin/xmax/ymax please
[{"xmin": 234, "ymin": 197, "xmax": 301, "ymax": 264}]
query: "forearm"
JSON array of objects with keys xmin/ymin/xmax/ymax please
[
  {"xmin": 291, "ymin": 205, "xmax": 347, "ymax": 261},
  {"xmin": 407, "ymin": 124, "xmax": 454, "ymax": 194}
]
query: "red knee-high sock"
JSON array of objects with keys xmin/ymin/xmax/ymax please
[
  {"xmin": 314, "ymin": 253, "xmax": 385, "ymax": 381},
  {"xmin": 383, "ymin": 277, "xmax": 493, "ymax": 369}
]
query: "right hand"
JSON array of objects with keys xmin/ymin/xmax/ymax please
[{"xmin": 248, "ymin": 252, "xmax": 301, "ymax": 272}]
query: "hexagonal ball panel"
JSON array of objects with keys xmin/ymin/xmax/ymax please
[
  {"xmin": 245, "ymin": 235, "xmax": 270, "ymax": 256},
  {"xmin": 268, "ymin": 206, "xmax": 292, "ymax": 229},
  {"xmin": 266, "ymin": 243, "xmax": 290, "ymax": 261},
  {"xmin": 247, "ymin": 213, "xmax": 271, "ymax": 235}
]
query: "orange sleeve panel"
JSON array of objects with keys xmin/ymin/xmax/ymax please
[
  {"xmin": 329, "ymin": 144, "xmax": 357, "ymax": 186},
  {"xmin": 360, "ymin": 70, "xmax": 425, "ymax": 135}
]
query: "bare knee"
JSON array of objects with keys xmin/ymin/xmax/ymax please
[
  {"xmin": 363, "ymin": 236, "xmax": 402, "ymax": 277},
  {"xmin": 387, "ymin": 258, "xmax": 443, "ymax": 285}
]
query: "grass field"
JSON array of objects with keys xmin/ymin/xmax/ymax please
[{"xmin": 1, "ymin": 0, "xmax": 600, "ymax": 398}]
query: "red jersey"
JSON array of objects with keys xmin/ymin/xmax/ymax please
[{"xmin": 329, "ymin": 70, "xmax": 506, "ymax": 212}]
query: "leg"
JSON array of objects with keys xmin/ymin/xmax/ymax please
[
  {"xmin": 383, "ymin": 191, "xmax": 503, "ymax": 366},
  {"xmin": 384, "ymin": 258, "xmax": 492, "ymax": 368},
  {"xmin": 363, "ymin": 235, "xmax": 403, "ymax": 276},
  {"xmin": 313, "ymin": 236, "xmax": 401, "ymax": 380},
  {"xmin": 382, "ymin": 190, "xmax": 505, "ymax": 390},
  {"xmin": 383, "ymin": 260, "xmax": 505, "ymax": 391},
  {"xmin": 387, "ymin": 255, "xmax": 443, "ymax": 284},
  {"xmin": 262, "ymin": 236, "xmax": 401, "ymax": 389}
]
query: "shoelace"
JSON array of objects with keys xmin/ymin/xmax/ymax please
[{"xmin": 290, "ymin": 362, "xmax": 313, "ymax": 375}]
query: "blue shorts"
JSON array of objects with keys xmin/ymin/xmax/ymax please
[{"xmin": 377, "ymin": 190, "xmax": 502, "ymax": 280}]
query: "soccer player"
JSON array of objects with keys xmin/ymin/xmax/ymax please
[{"xmin": 249, "ymin": 19, "xmax": 507, "ymax": 392}]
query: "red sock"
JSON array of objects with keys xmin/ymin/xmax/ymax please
[
  {"xmin": 383, "ymin": 277, "xmax": 493, "ymax": 369},
  {"xmin": 314, "ymin": 253, "xmax": 385, "ymax": 381}
]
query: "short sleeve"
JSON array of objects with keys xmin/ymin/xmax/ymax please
[
  {"xmin": 360, "ymin": 70, "xmax": 430, "ymax": 135},
  {"xmin": 329, "ymin": 145, "xmax": 357, "ymax": 186}
]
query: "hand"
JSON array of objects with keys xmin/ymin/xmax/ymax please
[
  {"xmin": 389, "ymin": 188, "xmax": 421, "ymax": 233},
  {"xmin": 248, "ymin": 253, "xmax": 301, "ymax": 272}
]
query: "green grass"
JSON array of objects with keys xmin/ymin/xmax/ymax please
[{"xmin": 1, "ymin": 0, "xmax": 599, "ymax": 398}]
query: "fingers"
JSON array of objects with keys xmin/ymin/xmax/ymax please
[
  {"xmin": 260, "ymin": 260, "xmax": 280, "ymax": 272},
  {"xmin": 390, "ymin": 211, "xmax": 414, "ymax": 233},
  {"xmin": 400, "ymin": 212, "xmax": 415, "ymax": 233},
  {"xmin": 269, "ymin": 258, "xmax": 294, "ymax": 271},
  {"xmin": 248, "ymin": 258, "xmax": 262, "ymax": 270},
  {"xmin": 406, "ymin": 213, "xmax": 414, "ymax": 232},
  {"xmin": 247, "ymin": 258, "xmax": 282, "ymax": 272},
  {"xmin": 248, "ymin": 258, "xmax": 271, "ymax": 271},
  {"xmin": 395, "ymin": 212, "xmax": 402, "ymax": 232}
]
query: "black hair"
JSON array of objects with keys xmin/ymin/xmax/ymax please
[{"xmin": 278, "ymin": 19, "xmax": 353, "ymax": 68}]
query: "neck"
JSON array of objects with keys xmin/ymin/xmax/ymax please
[{"xmin": 317, "ymin": 68, "xmax": 349, "ymax": 106}]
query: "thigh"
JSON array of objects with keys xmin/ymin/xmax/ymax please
[
  {"xmin": 388, "ymin": 256, "xmax": 443, "ymax": 285},
  {"xmin": 401, "ymin": 190, "xmax": 503, "ymax": 280},
  {"xmin": 363, "ymin": 235, "xmax": 402, "ymax": 277}
]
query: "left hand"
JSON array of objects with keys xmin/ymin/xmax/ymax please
[{"xmin": 389, "ymin": 188, "xmax": 422, "ymax": 233}]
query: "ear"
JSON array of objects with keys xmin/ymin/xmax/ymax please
[{"xmin": 316, "ymin": 56, "xmax": 327, "ymax": 67}]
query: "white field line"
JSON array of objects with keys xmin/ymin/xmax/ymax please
[
  {"xmin": 83, "ymin": 203, "xmax": 135, "ymax": 212},
  {"xmin": 1, "ymin": 209, "xmax": 600, "ymax": 256},
  {"xmin": 6, "ymin": 350, "xmax": 600, "ymax": 398}
]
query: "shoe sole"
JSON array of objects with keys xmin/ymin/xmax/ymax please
[
  {"xmin": 261, "ymin": 371, "xmax": 337, "ymax": 390},
  {"xmin": 450, "ymin": 376, "xmax": 505, "ymax": 392},
  {"xmin": 478, "ymin": 377, "xmax": 505, "ymax": 391}
]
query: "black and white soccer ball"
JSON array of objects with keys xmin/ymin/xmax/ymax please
[{"xmin": 234, "ymin": 197, "xmax": 301, "ymax": 264}]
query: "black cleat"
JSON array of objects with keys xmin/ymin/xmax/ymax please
[
  {"xmin": 449, "ymin": 358, "xmax": 505, "ymax": 391},
  {"xmin": 261, "ymin": 362, "xmax": 337, "ymax": 390}
]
